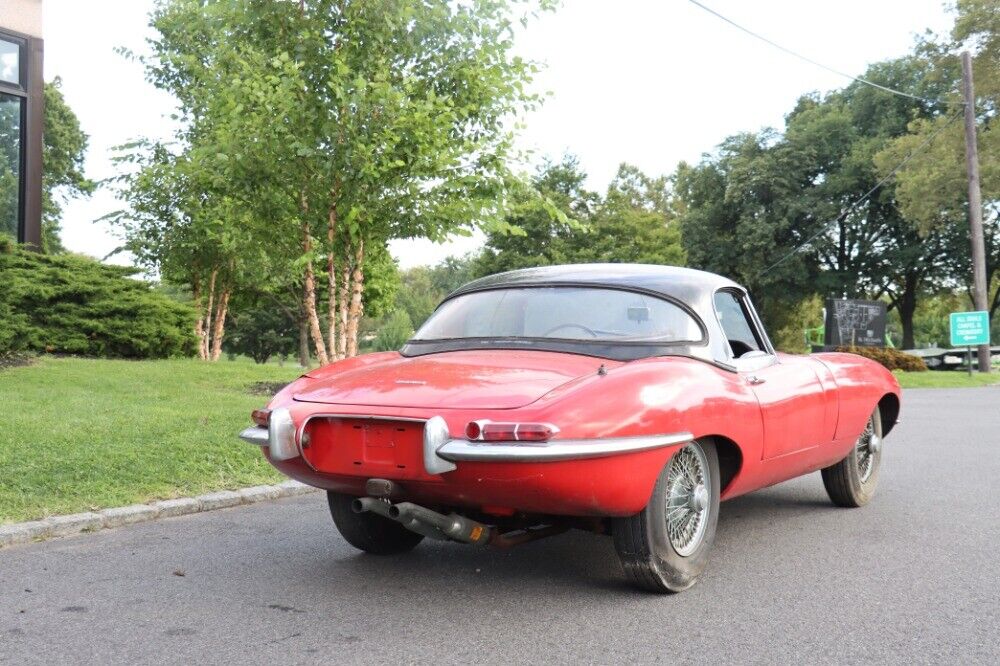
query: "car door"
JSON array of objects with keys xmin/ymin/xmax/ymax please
[{"xmin": 713, "ymin": 289, "xmax": 830, "ymax": 460}]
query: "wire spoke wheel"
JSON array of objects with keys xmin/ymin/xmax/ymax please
[
  {"xmin": 612, "ymin": 438, "xmax": 720, "ymax": 592},
  {"xmin": 855, "ymin": 417, "xmax": 879, "ymax": 483},
  {"xmin": 822, "ymin": 407, "xmax": 884, "ymax": 508},
  {"xmin": 664, "ymin": 443, "xmax": 711, "ymax": 557}
]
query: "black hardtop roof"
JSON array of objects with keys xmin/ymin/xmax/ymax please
[{"xmin": 448, "ymin": 263, "xmax": 744, "ymax": 305}]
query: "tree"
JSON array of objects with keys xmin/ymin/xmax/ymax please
[
  {"xmin": 475, "ymin": 156, "xmax": 593, "ymax": 276},
  {"xmin": 224, "ymin": 306, "xmax": 297, "ymax": 365},
  {"xmin": 876, "ymin": 1, "xmax": 1000, "ymax": 326},
  {"xmin": 571, "ymin": 164, "xmax": 685, "ymax": 266},
  {"xmin": 474, "ymin": 157, "xmax": 683, "ymax": 277},
  {"xmin": 373, "ymin": 309, "xmax": 414, "ymax": 352},
  {"xmin": 676, "ymin": 55, "xmax": 958, "ymax": 347},
  {"xmin": 429, "ymin": 255, "xmax": 478, "ymax": 296},
  {"xmin": 41, "ymin": 78, "xmax": 96, "ymax": 253},
  {"xmin": 394, "ymin": 267, "xmax": 444, "ymax": 332},
  {"xmin": 108, "ymin": 140, "xmax": 261, "ymax": 361},
  {"xmin": 388, "ymin": 254, "xmax": 477, "ymax": 333},
  {"xmin": 133, "ymin": 0, "xmax": 553, "ymax": 366},
  {"xmin": 674, "ymin": 130, "xmax": 819, "ymax": 325}
]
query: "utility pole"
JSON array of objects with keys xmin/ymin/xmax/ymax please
[{"xmin": 961, "ymin": 51, "xmax": 992, "ymax": 374}]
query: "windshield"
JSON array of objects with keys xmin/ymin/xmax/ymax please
[{"xmin": 412, "ymin": 287, "xmax": 703, "ymax": 344}]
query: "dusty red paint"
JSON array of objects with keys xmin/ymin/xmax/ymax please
[{"xmin": 259, "ymin": 347, "xmax": 900, "ymax": 518}]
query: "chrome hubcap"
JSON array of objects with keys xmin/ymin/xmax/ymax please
[
  {"xmin": 689, "ymin": 484, "xmax": 708, "ymax": 513},
  {"xmin": 855, "ymin": 417, "xmax": 879, "ymax": 482},
  {"xmin": 665, "ymin": 443, "xmax": 711, "ymax": 557}
]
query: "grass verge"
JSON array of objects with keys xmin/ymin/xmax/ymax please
[
  {"xmin": 893, "ymin": 369, "xmax": 1000, "ymax": 389},
  {"xmin": 0, "ymin": 356, "xmax": 301, "ymax": 524}
]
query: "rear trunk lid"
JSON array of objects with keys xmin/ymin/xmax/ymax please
[{"xmin": 293, "ymin": 350, "xmax": 614, "ymax": 409}]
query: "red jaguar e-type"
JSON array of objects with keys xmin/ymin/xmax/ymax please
[{"xmin": 240, "ymin": 264, "xmax": 900, "ymax": 592}]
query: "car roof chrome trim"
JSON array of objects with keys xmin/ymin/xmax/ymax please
[{"xmin": 436, "ymin": 431, "xmax": 693, "ymax": 463}]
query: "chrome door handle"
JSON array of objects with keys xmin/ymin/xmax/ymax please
[{"xmin": 746, "ymin": 375, "xmax": 766, "ymax": 385}]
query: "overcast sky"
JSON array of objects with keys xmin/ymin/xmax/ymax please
[{"xmin": 44, "ymin": 0, "xmax": 953, "ymax": 269}]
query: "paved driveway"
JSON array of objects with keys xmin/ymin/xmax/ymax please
[{"xmin": 2, "ymin": 387, "xmax": 998, "ymax": 665}]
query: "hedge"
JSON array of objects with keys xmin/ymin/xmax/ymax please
[
  {"xmin": 834, "ymin": 345, "xmax": 928, "ymax": 372},
  {"xmin": 0, "ymin": 239, "xmax": 196, "ymax": 359}
]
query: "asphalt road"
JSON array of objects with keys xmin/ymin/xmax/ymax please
[{"xmin": 3, "ymin": 387, "xmax": 999, "ymax": 665}]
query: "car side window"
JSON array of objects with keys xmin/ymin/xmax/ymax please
[{"xmin": 713, "ymin": 291, "xmax": 763, "ymax": 359}]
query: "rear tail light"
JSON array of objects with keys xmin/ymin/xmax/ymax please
[
  {"xmin": 482, "ymin": 422, "xmax": 518, "ymax": 441},
  {"xmin": 465, "ymin": 420, "xmax": 559, "ymax": 443},
  {"xmin": 511, "ymin": 423, "xmax": 558, "ymax": 442},
  {"xmin": 251, "ymin": 409, "xmax": 271, "ymax": 427}
]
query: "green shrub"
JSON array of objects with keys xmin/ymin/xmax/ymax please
[
  {"xmin": 0, "ymin": 243, "xmax": 196, "ymax": 358},
  {"xmin": 224, "ymin": 307, "xmax": 297, "ymax": 365},
  {"xmin": 835, "ymin": 345, "xmax": 927, "ymax": 372},
  {"xmin": 374, "ymin": 310, "xmax": 414, "ymax": 352}
]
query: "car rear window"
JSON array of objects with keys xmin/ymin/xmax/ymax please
[{"xmin": 413, "ymin": 287, "xmax": 703, "ymax": 344}]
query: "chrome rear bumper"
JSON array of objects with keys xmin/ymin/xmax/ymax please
[
  {"xmin": 238, "ymin": 413, "xmax": 692, "ymax": 470},
  {"xmin": 239, "ymin": 426, "xmax": 268, "ymax": 446},
  {"xmin": 435, "ymin": 431, "xmax": 693, "ymax": 463},
  {"xmin": 235, "ymin": 408, "xmax": 298, "ymax": 461}
]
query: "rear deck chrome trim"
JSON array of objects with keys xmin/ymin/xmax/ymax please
[{"xmin": 435, "ymin": 431, "xmax": 693, "ymax": 463}]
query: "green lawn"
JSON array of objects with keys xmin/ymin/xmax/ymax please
[
  {"xmin": 894, "ymin": 369, "xmax": 1000, "ymax": 389},
  {"xmin": 0, "ymin": 356, "xmax": 302, "ymax": 524}
]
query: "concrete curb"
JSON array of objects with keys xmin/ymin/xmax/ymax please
[{"xmin": 0, "ymin": 480, "xmax": 318, "ymax": 550}]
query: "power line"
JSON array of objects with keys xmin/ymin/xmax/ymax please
[
  {"xmin": 757, "ymin": 109, "xmax": 964, "ymax": 278},
  {"xmin": 687, "ymin": 0, "xmax": 962, "ymax": 109}
]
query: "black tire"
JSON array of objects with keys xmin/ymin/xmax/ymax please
[
  {"xmin": 326, "ymin": 491, "xmax": 424, "ymax": 555},
  {"xmin": 612, "ymin": 439, "xmax": 720, "ymax": 593},
  {"xmin": 822, "ymin": 408, "xmax": 883, "ymax": 508}
]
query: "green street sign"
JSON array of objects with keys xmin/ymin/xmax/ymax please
[{"xmin": 949, "ymin": 310, "xmax": 990, "ymax": 347}]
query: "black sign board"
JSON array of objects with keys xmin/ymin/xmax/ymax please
[{"xmin": 824, "ymin": 299, "xmax": 886, "ymax": 348}]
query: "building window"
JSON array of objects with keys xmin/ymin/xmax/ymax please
[
  {"xmin": 0, "ymin": 29, "xmax": 35, "ymax": 245},
  {"xmin": 0, "ymin": 37, "xmax": 21, "ymax": 87},
  {"xmin": 0, "ymin": 92, "xmax": 23, "ymax": 239}
]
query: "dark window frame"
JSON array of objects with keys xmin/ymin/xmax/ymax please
[
  {"xmin": 712, "ymin": 288, "xmax": 774, "ymax": 360},
  {"xmin": 0, "ymin": 33, "xmax": 27, "ymax": 92},
  {"xmin": 0, "ymin": 27, "xmax": 41, "ymax": 247},
  {"xmin": 0, "ymin": 91, "xmax": 26, "ymax": 241}
]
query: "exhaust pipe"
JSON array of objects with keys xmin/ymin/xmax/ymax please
[
  {"xmin": 352, "ymin": 497, "xmax": 447, "ymax": 541},
  {"xmin": 389, "ymin": 502, "xmax": 493, "ymax": 546},
  {"xmin": 351, "ymin": 497, "xmax": 393, "ymax": 519},
  {"xmin": 352, "ymin": 497, "xmax": 492, "ymax": 545}
]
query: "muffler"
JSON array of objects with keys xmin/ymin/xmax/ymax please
[{"xmin": 352, "ymin": 497, "xmax": 492, "ymax": 545}]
